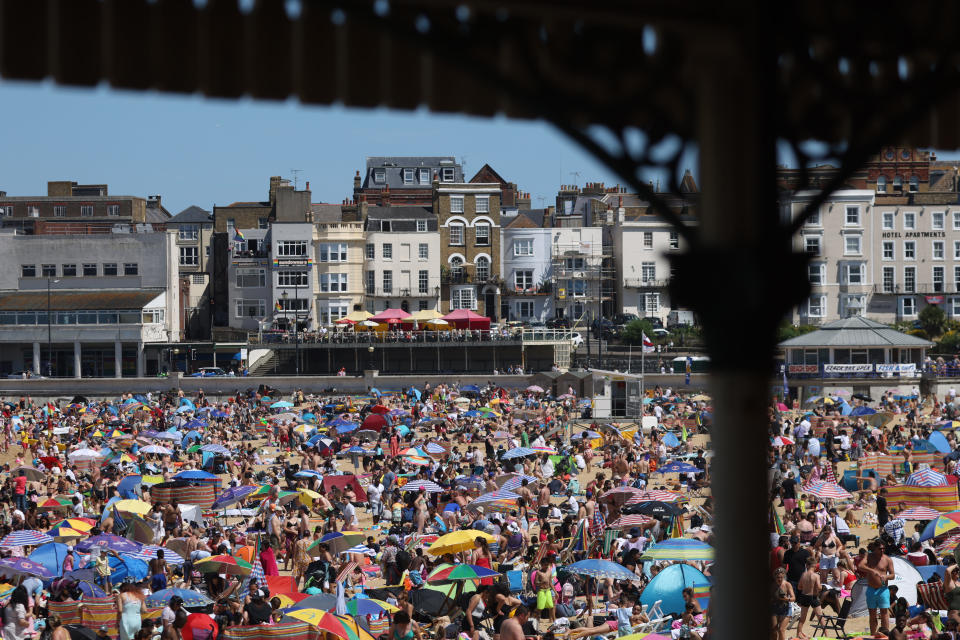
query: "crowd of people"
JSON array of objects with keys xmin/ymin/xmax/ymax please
[{"xmin": 0, "ymin": 381, "xmax": 716, "ymax": 640}]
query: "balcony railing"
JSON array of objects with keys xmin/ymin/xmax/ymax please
[
  {"xmin": 623, "ymin": 278, "xmax": 670, "ymax": 288},
  {"xmin": 364, "ymin": 287, "xmax": 439, "ymax": 297},
  {"xmin": 440, "ymin": 272, "xmax": 501, "ymax": 285},
  {"xmin": 249, "ymin": 328, "xmax": 522, "ymax": 345},
  {"xmin": 872, "ymin": 282, "xmax": 953, "ymax": 295},
  {"xmin": 232, "ymin": 249, "xmax": 269, "ymax": 259}
]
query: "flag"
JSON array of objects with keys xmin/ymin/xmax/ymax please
[
  {"xmin": 781, "ymin": 365, "xmax": 789, "ymax": 401},
  {"xmin": 234, "ymin": 228, "xmax": 245, "ymax": 241},
  {"xmin": 275, "ymin": 300, "xmax": 283, "ymax": 312},
  {"xmin": 685, "ymin": 356, "xmax": 692, "ymax": 386},
  {"xmin": 641, "ymin": 332, "xmax": 655, "ymax": 353}
]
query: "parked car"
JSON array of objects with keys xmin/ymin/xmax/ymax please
[
  {"xmin": 546, "ymin": 317, "xmax": 571, "ymax": 329},
  {"xmin": 6, "ymin": 371, "xmax": 45, "ymax": 379},
  {"xmin": 611, "ymin": 313, "xmax": 639, "ymax": 326},
  {"xmin": 652, "ymin": 328, "xmax": 671, "ymax": 338},
  {"xmin": 190, "ymin": 367, "xmax": 228, "ymax": 377},
  {"xmin": 642, "ymin": 316, "xmax": 664, "ymax": 329},
  {"xmin": 570, "ymin": 332, "xmax": 584, "ymax": 348}
]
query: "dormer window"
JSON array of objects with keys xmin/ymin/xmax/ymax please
[
  {"xmin": 419, "ymin": 169, "xmax": 431, "ymax": 185},
  {"xmin": 403, "ymin": 169, "xmax": 414, "ymax": 184},
  {"xmin": 374, "ymin": 169, "xmax": 385, "ymax": 184},
  {"xmin": 442, "ymin": 168, "xmax": 455, "ymax": 182},
  {"xmin": 877, "ymin": 175, "xmax": 887, "ymax": 193}
]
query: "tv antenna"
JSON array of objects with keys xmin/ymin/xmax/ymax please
[
  {"xmin": 460, "ymin": 156, "xmax": 468, "ymax": 176},
  {"xmin": 290, "ymin": 169, "xmax": 303, "ymax": 189},
  {"xmin": 536, "ymin": 195, "xmax": 546, "ymax": 208},
  {"xmin": 569, "ymin": 171, "xmax": 582, "ymax": 185}
]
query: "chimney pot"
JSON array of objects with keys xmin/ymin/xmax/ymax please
[{"xmin": 305, "ymin": 181, "xmax": 310, "ymax": 191}]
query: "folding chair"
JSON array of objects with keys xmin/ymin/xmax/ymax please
[
  {"xmin": 507, "ymin": 570, "xmax": 525, "ymax": 595},
  {"xmin": 917, "ymin": 581, "xmax": 949, "ymax": 613},
  {"xmin": 811, "ymin": 598, "xmax": 852, "ymax": 640}
]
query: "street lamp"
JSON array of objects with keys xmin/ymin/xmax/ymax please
[
  {"xmin": 282, "ymin": 290, "xmax": 300, "ymax": 376},
  {"xmin": 46, "ymin": 278, "xmax": 60, "ymax": 376},
  {"xmin": 367, "ymin": 345, "xmax": 375, "ymax": 370}
]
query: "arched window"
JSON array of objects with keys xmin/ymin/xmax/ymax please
[
  {"xmin": 893, "ymin": 175, "xmax": 903, "ymax": 190},
  {"xmin": 475, "ymin": 256, "xmax": 490, "ymax": 281},
  {"xmin": 909, "ymin": 175, "xmax": 919, "ymax": 192},
  {"xmin": 450, "ymin": 256, "xmax": 465, "ymax": 280},
  {"xmin": 876, "ymin": 175, "xmax": 887, "ymax": 193}
]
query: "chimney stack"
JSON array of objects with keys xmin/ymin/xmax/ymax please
[{"xmin": 305, "ymin": 181, "xmax": 310, "ymax": 191}]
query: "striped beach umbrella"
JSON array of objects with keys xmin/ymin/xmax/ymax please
[
  {"xmin": 800, "ymin": 481, "xmax": 852, "ymax": 500},
  {"xmin": 641, "ymin": 538, "xmax": 714, "ymax": 561},
  {"xmin": 428, "ymin": 563, "xmax": 500, "ymax": 582},
  {"xmin": 609, "ymin": 514, "xmax": 655, "ymax": 529},
  {"xmin": 0, "ymin": 531, "xmax": 53, "ymax": 547},
  {"xmin": 501, "ymin": 447, "xmax": 537, "ymax": 460},
  {"xmin": 342, "ymin": 545, "xmax": 377, "ymax": 557},
  {"xmin": 400, "ymin": 480, "xmax": 443, "ymax": 493},
  {"xmin": 500, "ymin": 474, "xmax": 539, "ymax": 491},
  {"xmin": 625, "ymin": 490, "xmax": 684, "ymax": 505},
  {"xmin": 564, "ymin": 559, "xmax": 639, "ymax": 581},
  {"xmin": 601, "ymin": 487, "xmax": 643, "ymax": 502},
  {"xmin": 936, "ymin": 532, "xmax": 960, "ymax": 555},
  {"xmin": 129, "ymin": 545, "xmax": 185, "ymax": 565},
  {"xmin": 898, "ymin": 506, "xmax": 941, "ymax": 520},
  {"xmin": 905, "ymin": 468, "xmax": 949, "ymax": 487}
]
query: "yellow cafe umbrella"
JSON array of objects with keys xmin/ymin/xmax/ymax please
[
  {"xmin": 427, "ymin": 529, "xmax": 495, "ymax": 556},
  {"xmin": 343, "ymin": 310, "xmax": 373, "ymax": 323},
  {"xmin": 409, "ymin": 309, "xmax": 444, "ymax": 322},
  {"xmin": 298, "ymin": 488, "xmax": 322, "ymax": 507}
]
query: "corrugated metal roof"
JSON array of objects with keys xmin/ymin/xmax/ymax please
[
  {"xmin": 0, "ymin": 290, "xmax": 163, "ymax": 311},
  {"xmin": 779, "ymin": 316, "xmax": 934, "ymax": 348}
]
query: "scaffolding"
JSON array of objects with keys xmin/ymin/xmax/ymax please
[{"xmin": 550, "ymin": 241, "xmax": 617, "ymax": 326}]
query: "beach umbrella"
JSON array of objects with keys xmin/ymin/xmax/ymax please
[
  {"xmin": 771, "ymin": 436, "xmax": 794, "ymax": 447},
  {"xmin": 454, "ymin": 475, "xmax": 485, "ymax": 490},
  {"xmin": 194, "ymin": 554, "xmax": 252, "ymax": 576},
  {"xmin": 342, "ymin": 545, "xmax": 377, "ymax": 557},
  {"xmin": 920, "ymin": 512, "xmax": 960, "ymax": 541},
  {"xmin": 501, "ymin": 447, "xmax": 537, "ymax": 460},
  {"xmin": 565, "ymin": 559, "xmax": 639, "ymax": 581},
  {"xmin": 905, "ymin": 468, "xmax": 949, "ymax": 487},
  {"xmin": 181, "ymin": 613, "xmax": 218, "ymax": 640},
  {"xmin": 113, "ymin": 499, "xmax": 152, "ymax": 516},
  {"xmin": 345, "ymin": 598, "xmax": 399, "ymax": 616},
  {"xmin": 68, "ymin": 448, "xmax": 101, "ymax": 459},
  {"xmin": 28, "ymin": 542, "xmax": 70, "ymax": 577},
  {"xmin": 898, "ymin": 507, "xmax": 940, "ymax": 521},
  {"xmin": 0, "ymin": 530, "xmax": 53, "ymax": 547},
  {"xmin": 38, "ymin": 497, "xmax": 73, "ymax": 511},
  {"xmin": 139, "ymin": 445, "xmax": 173, "ymax": 455},
  {"xmin": 609, "ymin": 514, "xmax": 655, "ymax": 528},
  {"xmin": 427, "ymin": 563, "xmax": 500, "ymax": 582},
  {"xmin": 661, "ymin": 433, "xmax": 681, "ymax": 448},
  {"xmin": 173, "ymin": 470, "xmax": 219, "ymax": 483},
  {"xmin": 423, "ymin": 442, "xmax": 446, "ymax": 454},
  {"xmin": 641, "ymin": 538, "xmax": 714, "ymax": 561},
  {"xmin": 359, "ymin": 414, "xmax": 386, "ymax": 431},
  {"xmin": 77, "ymin": 533, "xmax": 141, "ymax": 553},
  {"xmin": 400, "ymin": 480, "xmax": 443, "ymax": 493},
  {"xmin": 51, "ymin": 527, "xmax": 88, "ymax": 542},
  {"xmin": 199, "ymin": 444, "xmax": 230, "ymax": 454},
  {"xmin": 461, "ymin": 384, "xmax": 481, "ymax": 395},
  {"xmin": 526, "ymin": 385, "xmax": 545, "ymax": 393},
  {"xmin": 657, "ymin": 462, "xmax": 703, "ymax": 475},
  {"xmin": 427, "ymin": 529, "xmax": 495, "ymax": 556},
  {"xmin": 129, "ymin": 545, "xmax": 185, "ymax": 566},
  {"xmin": 624, "ymin": 490, "xmax": 683, "ymax": 505},
  {"xmin": 284, "ymin": 609, "xmax": 371, "ymax": 640},
  {"xmin": 310, "ymin": 532, "xmax": 366, "ymax": 556},
  {"xmin": 10, "ymin": 466, "xmax": 44, "ymax": 481},
  {"xmin": 801, "ymin": 481, "xmax": 853, "ymax": 500},
  {"xmin": 623, "ymin": 501, "xmax": 682, "ymax": 518},
  {"xmin": 0, "ymin": 556, "xmax": 55, "ymax": 579},
  {"xmin": 152, "ymin": 431, "xmax": 181, "ymax": 441},
  {"xmin": 294, "ymin": 469, "xmax": 323, "ymax": 479},
  {"xmin": 499, "ymin": 474, "xmax": 539, "ymax": 491},
  {"xmin": 271, "ymin": 401, "xmax": 294, "ymax": 409},
  {"xmin": 146, "ymin": 588, "xmax": 214, "ymax": 608},
  {"xmin": 211, "ymin": 485, "xmax": 257, "ymax": 510}
]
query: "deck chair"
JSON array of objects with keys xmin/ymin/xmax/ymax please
[
  {"xmin": 917, "ymin": 582, "xmax": 950, "ymax": 612},
  {"xmin": 507, "ymin": 570, "xmax": 525, "ymax": 595},
  {"xmin": 637, "ymin": 599, "xmax": 672, "ymax": 633},
  {"xmin": 811, "ymin": 598, "xmax": 852, "ymax": 640}
]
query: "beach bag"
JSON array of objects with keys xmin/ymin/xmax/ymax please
[{"xmin": 396, "ymin": 549, "xmax": 412, "ymax": 573}]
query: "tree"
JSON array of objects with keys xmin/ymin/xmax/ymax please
[
  {"xmin": 776, "ymin": 320, "xmax": 818, "ymax": 343},
  {"xmin": 621, "ymin": 319, "xmax": 656, "ymax": 345},
  {"xmin": 919, "ymin": 304, "xmax": 949, "ymax": 339},
  {"xmin": 940, "ymin": 330, "xmax": 960, "ymax": 353}
]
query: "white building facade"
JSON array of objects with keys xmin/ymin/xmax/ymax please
[
  {"xmin": 500, "ymin": 215, "xmax": 552, "ymax": 322},
  {"xmin": 0, "ymin": 230, "xmax": 181, "ymax": 377},
  {"xmin": 613, "ymin": 216, "xmax": 689, "ymax": 323},
  {"xmin": 363, "ymin": 207, "xmax": 441, "ymax": 313}
]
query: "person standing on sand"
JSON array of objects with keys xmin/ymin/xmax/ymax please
[
  {"xmin": 862, "ymin": 539, "xmax": 895, "ymax": 637},
  {"xmin": 796, "ymin": 556, "xmax": 823, "ymax": 640}
]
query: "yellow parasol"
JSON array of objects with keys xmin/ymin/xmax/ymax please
[
  {"xmin": 113, "ymin": 499, "xmax": 152, "ymax": 516},
  {"xmin": 427, "ymin": 529, "xmax": 495, "ymax": 556}
]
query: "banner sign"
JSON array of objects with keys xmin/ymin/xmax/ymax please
[
  {"xmin": 788, "ymin": 364, "xmax": 819, "ymax": 374},
  {"xmin": 926, "ymin": 296, "xmax": 945, "ymax": 304},
  {"xmin": 823, "ymin": 363, "xmax": 873, "ymax": 374},
  {"xmin": 876, "ymin": 363, "xmax": 916, "ymax": 373}
]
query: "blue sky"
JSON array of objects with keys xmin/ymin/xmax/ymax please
[{"xmin": 0, "ymin": 80, "xmax": 629, "ymax": 214}]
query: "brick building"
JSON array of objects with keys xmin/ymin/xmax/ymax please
[{"xmin": 354, "ymin": 156, "xmax": 463, "ymax": 206}]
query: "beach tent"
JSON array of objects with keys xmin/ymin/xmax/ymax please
[
  {"xmin": 639, "ymin": 563, "xmax": 711, "ymax": 615},
  {"xmin": 29, "ymin": 542, "xmax": 71, "ymax": 577},
  {"xmin": 849, "ymin": 557, "xmax": 921, "ymax": 617},
  {"xmin": 321, "ymin": 474, "xmax": 367, "ymax": 502},
  {"xmin": 441, "ymin": 309, "xmax": 491, "ymax": 329},
  {"xmin": 929, "ymin": 431, "xmax": 951, "ymax": 454}
]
